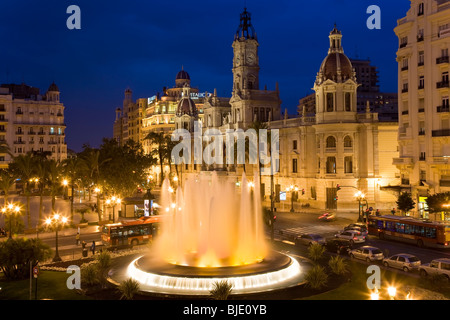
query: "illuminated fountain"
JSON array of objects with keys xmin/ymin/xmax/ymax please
[{"xmin": 124, "ymin": 172, "xmax": 303, "ymax": 296}]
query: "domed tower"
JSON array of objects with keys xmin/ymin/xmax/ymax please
[
  {"xmin": 175, "ymin": 67, "xmax": 191, "ymax": 88},
  {"xmin": 46, "ymin": 82, "xmax": 60, "ymax": 102},
  {"xmin": 175, "ymin": 84, "xmax": 198, "ymax": 131},
  {"xmin": 314, "ymin": 25, "xmax": 358, "ymax": 124}
]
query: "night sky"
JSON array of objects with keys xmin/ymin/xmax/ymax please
[{"xmin": 0, "ymin": 0, "xmax": 409, "ymax": 152}]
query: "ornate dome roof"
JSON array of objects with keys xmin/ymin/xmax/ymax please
[
  {"xmin": 177, "ymin": 97, "xmax": 197, "ymax": 116},
  {"xmin": 319, "ymin": 52, "xmax": 353, "ymax": 82},
  {"xmin": 47, "ymin": 82, "xmax": 59, "ymax": 92},
  {"xmin": 176, "ymin": 69, "xmax": 190, "ymax": 80}
]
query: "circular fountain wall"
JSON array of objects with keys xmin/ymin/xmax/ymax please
[{"xmin": 123, "ymin": 172, "xmax": 303, "ymax": 296}]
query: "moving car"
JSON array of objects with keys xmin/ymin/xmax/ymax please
[
  {"xmin": 344, "ymin": 223, "xmax": 368, "ymax": 236},
  {"xmin": 334, "ymin": 230, "xmax": 366, "ymax": 244},
  {"xmin": 318, "ymin": 212, "xmax": 336, "ymax": 222},
  {"xmin": 382, "ymin": 254, "xmax": 421, "ymax": 272},
  {"xmin": 349, "ymin": 246, "xmax": 384, "ymax": 262},
  {"xmin": 324, "ymin": 238, "xmax": 353, "ymax": 255},
  {"xmin": 295, "ymin": 234, "xmax": 326, "ymax": 246}
]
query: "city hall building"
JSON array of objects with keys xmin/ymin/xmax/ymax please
[{"xmin": 113, "ymin": 8, "xmax": 401, "ymax": 212}]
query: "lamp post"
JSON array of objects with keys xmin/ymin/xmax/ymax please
[
  {"xmin": 287, "ymin": 185, "xmax": 299, "ymax": 213},
  {"xmin": 1, "ymin": 203, "xmax": 21, "ymax": 239},
  {"xmin": 355, "ymin": 191, "xmax": 366, "ymax": 222},
  {"xmin": 106, "ymin": 196, "xmax": 121, "ymax": 223},
  {"xmin": 45, "ymin": 213, "xmax": 68, "ymax": 262}
]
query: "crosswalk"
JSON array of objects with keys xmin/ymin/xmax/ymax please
[{"xmin": 272, "ymin": 224, "xmax": 341, "ymax": 242}]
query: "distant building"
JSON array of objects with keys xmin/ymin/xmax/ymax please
[
  {"xmin": 394, "ymin": 0, "xmax": 450, "ymax": 218},
  {"xmin": 0, "ymin": 82, "xmax": 67, "ymax": 167}
]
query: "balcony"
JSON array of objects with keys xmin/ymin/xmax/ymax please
[
  {"xmin": 13, "ymin": 141, "xmax": 25, "ymax": 145},
  {"xmin": 399, "ymin": 42, "xmax": 408, "ymax": 48},
  {"xmin": 418, "ymin": 129, "xmax": 425, "ymax": 136},
  {"xmin": 401, "ymin": 66, "xmax": 409, "ymax": 71},
  {"xmin": 437, "ymin": 106, "xmax": 450, "ymax": 113},
  {"xmin": 417, "ymin": 35, "xmax": 424, "ymax": 42},
  {"xmin": 418, "ymin": 108, "xmax": 425, "ymax": 113},
  {"xmin": 437, "ymin": 81, "xmax": 450, "ymax": 89},
  {"xmin": 401, "ymin": 88, "xmax": 409, "ymax": 93},
  {"xmin": 436, "ymin": 56, "xmax": 449, "ymax": 64},
  {"xmin": 401, "ymin": 110, "xmax": 409, "ymax": 115},
  {"xmin": 432, "ymin": 129, "xmax": 450, "ymax": 137},
  {"xmin": 418, "ymin": 61, "xmax": 424, "ymax": 67},
  {"xmin": 393, "ymin": 157, "xmax": 413, "ymax": 165},
  {"xmin": 429, "ymin": 157, "xmax": 450, "ymax": 165}
]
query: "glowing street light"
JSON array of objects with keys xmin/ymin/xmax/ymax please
[
  {"xmin": 387, "ymin": 286, "xmax": 397, "ymax": 300},
  {"xmin": 45, "ymin": 212, "xmax": 68, "ymax": 262},
  {"xmin": 1, "ymin": 202, "xmax": 21, "ymax": 239},
  {"xmin": 355, "ymin": 190, "xmax": 366, "ymax": 222},
  {"xmin": 287, "ymin": 185, "xmax": 299, "ymax": 213}
]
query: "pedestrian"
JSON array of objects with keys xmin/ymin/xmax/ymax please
[
  {"xmin": 75, "ymin": 232, "xmax": 80, "ymax": 246},
  {"xmin": 391, "ymin": 208, "xmax": 396, "ymax": 215},
  {"xmin": 376, "ymin": 209, "xmax": 380, "ymax": 216},
  {"xmin": 90, "ymin": 241, "xmax": 96, "ymax": 256}
]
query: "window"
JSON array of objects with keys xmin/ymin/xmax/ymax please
[
  {"xmin": 326, "ymin": 93, "xmax": 334, "ymax": 112},
  {"xmin": 418, "ymin": 51, "xmax": 424, "ymax": 66},
  {"xmin": 345, "ymin": 92, "xmax": 351, "ymax": 111},
  {"xmin": 419, "ymin": 76, "xmax": 425, "ymax": 89},
  {"xmin": 344, "ymin": 156, "xmax": 353, "ymax": 173},
  {"xmin": 326, "ymin": 157, "xmax": 336, "ymax": 174},
  {"xmin": 418, "ymin": 2, "xmax": 424, "ymax": 16},
  {"xmin": 292, "ymin": 159, "xmax": 298, "ymax": 173},
  {"xmin": 326, "ymin": 136, "xmax": 336, "ymax": 148},
  {"xmin": 344, "ymin": 136, "xmax": 353, "ymax": 148},
  {"xmin": 293, "ymin": 140, "xmax": 298, "ymax": 150}
]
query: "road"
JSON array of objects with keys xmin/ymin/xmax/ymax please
[{"xmin": 272, "ymin": 210, "xmax": 450, "ymax": 266}]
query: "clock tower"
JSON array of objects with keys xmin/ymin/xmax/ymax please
[{"xmin": 232, "ymin": 8, "xmax": 260, "ymax": 93}]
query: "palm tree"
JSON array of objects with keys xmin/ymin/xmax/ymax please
[
  {"xmin": 46, "ymin": 160, "xmax": 63, "ymax": 214},
  {"xmin": 34, "ymin": 160, "xmax": 48, "ymax": 223},
  {"xmin": 145, "ymin": 132, "xmax": 170, "ymax": 186},
  {"xmin": 0, "ymin": 169, "xmax": 16, "ymax": 204},
  {"xmin": 62, "ymin": 157, "xmax": 83, "ymax": 222},
  {"xmin": 10, "ymin": 154, "xmax": 36, "ymax": 228}
]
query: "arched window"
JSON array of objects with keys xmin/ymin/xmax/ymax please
[
  {"xmin": 326, "ymin": 136, "xmax": 336, "ymax": 148},
  {"xmin": 344, "ymin": 136, "xmax": 353, "ymax": 148}
]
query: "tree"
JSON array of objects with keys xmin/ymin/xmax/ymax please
[
  {"xmin": 98, "ymin": 138, "xmax": 154, "ymax": 197},
  {"xmin": 0, "ymin": 169, "xmax": 16, "ymax": 203},
  {"xmin": 46, "ymin": 159, "xmax": 63, "ymax": 214},
  {"xmin": 144, "ymin": 132, "xmax": 170, "ymax": 186},
  {"xmin": 10, "ymin": 154, "xmax": 36, "ymax": 228},
  {"xmin": 62, "ymin": 157, "xmax": 84, "ymax": 222},
  {"xmin": 426, "ymin": 192, "xmax": 450, "ymax": 220},
  {"xmin": 396, "ymin": 192, "xmax": 415, "ymax": 215}
]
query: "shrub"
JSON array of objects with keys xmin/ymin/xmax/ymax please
[
  {"xmin": 81, "ymin": 262, "xmax": 99, "ymax": 287},
  {"xmin": 118, "ymin": 278, "xmax": 141, "ymax": 300},
  {"xmin": 95, "ymin": 250, "xmax": 112, "ymax": 287},
  {"xmin": 0, "ymin": 238, "xmax": 51, "ymax": 280},
  {"xmin": 328, "ymin": 256, "xmax": 347, "ymax": 275},
  {"xmin": 305, "ymin": 265, "xmax": 328, "ymax": 290},
  {"xmin": 308, "ymin": 243, "xmax": 325, "ymax": 263},
  {"xmin": 209, "ymin": 280, "xmax": 233, "ymax": 300}
]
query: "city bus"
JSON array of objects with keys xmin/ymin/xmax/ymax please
[
  {"xmin": 367, "ymin": 215, "xmax": 450, "ymax": 249},
  {"xmin": 101, "ymin": 215, "xmax": 161, "ymax": 247}
]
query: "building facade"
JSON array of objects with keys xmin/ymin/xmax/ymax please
[
  {"xmin": 394, "ymin": 0, "xmax": 450, "ymax": 217},
  {"xmin": 0, "ymin": 82, "xmax": 67, "ymax": 166}
]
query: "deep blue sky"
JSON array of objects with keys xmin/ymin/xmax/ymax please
[{"xmin": 0, "ymin": 0, "xmax": 409, "ymax": 152}]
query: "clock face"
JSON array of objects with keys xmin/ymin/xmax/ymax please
[{"xmin": 247, "ymin": 53, "xmax": 255, "ymax": 65}]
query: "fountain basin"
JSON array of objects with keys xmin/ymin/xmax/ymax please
[{"xmin": 126, "ymin": 250, "xmax": 303, "ymax": 296}]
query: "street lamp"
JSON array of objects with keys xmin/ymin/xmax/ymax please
[
  {"xmin": 1, "ymin": 203, "xmax": 21, "ymax": 239},
  {"xmin": 355, "ymin": 190, "xmax": 366, "ymax": 222},
  {"xmin": 45, "ymin": 213, "xmax": 68, "ymax": 262},
  {"xmin": 287, "ymin": 185, "xmax": 299, "ymax": 213},
  {"xmin": 105, "ymin": 196, "xmax": 121, "ymax": 223}
]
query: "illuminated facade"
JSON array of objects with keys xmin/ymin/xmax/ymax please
[
  {"xmin": 394, "ymin": 0, "xmax": 450, "ymax": 216},
  {"xmin": 0, "ymin": 82, "xmax": 67, "ymax": 167}
]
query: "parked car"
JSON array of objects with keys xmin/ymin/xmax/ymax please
[
  {"xmin": 382, "ymin": 254, "xmax": 421, "ymax": 272},
  {"xmin": 344, "ymin": 223, "xmax": 368, "ymax": 236},
  {"xmin": 295, "ymin": 234, "xmax": 326, "ymax": 246},
  {"xmin": 318, "ymin": 212, "xmax": 336, "ymax": 222},
  {"xmin": 419, "ymin": 258, "xmax": 450, "ymax": 280},
  {"xmin": 324, "ymin": 238, "xmax": 353, "ymax": 255},
  {"xmin": 334, "ymin": 230, "xmax": 366, "ymax": 244},
  {"xmin": 349, "ymin": 246, "xmax": 384, "ymax": 262}
]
